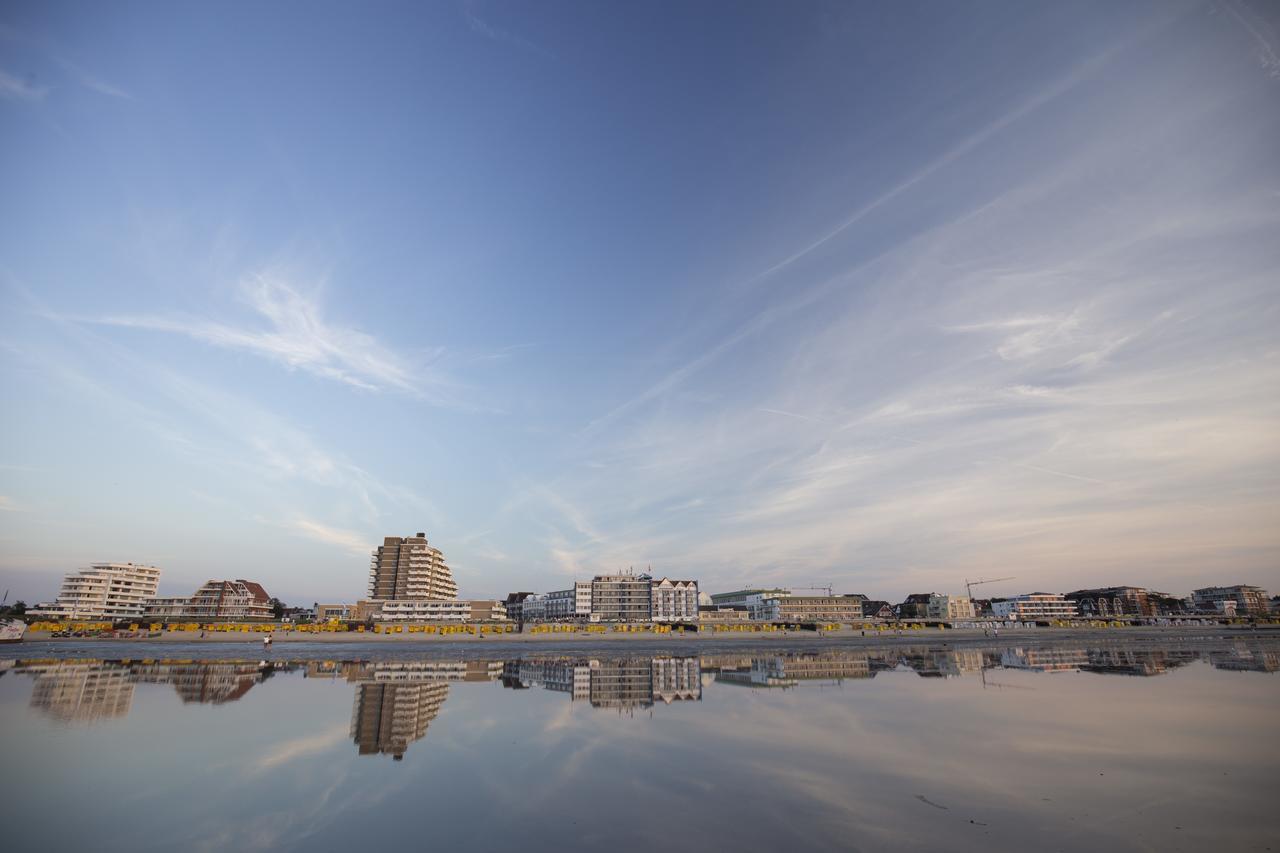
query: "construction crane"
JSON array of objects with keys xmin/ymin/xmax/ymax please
[
  {"xmin": 793, "ymin": 585, "xmax": 834, "ymax": 596},
  {"xmin": 964, "ymin": 576, "xmax": 1015, "ymax": 598}
]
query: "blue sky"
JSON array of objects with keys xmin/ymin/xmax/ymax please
[{"xmin": 2, "ymin": 1, "xmax": 1278, "ymax": 605}]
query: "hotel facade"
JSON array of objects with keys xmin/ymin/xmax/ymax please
[
  {"xmin": 1192, "ymin": 585, "xmax": 1270, "ymax": 616},
  {"xmin": 31, "ymin": 563, "xmax": 162, "ymax": 621},
  {"xmin": 991, "ymin": 593, "xmax": 1078, "ymax": 620}
]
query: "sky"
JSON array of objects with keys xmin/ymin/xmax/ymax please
[{"xmin": 1, "ymin": 0, "xmax": 1278, "ymax": 606}]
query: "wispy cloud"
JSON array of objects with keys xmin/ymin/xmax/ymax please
[
  {"xmin": 1220, "ymin": 0, "xmax": 1280, "ymax": 79},
  {"xmin": 0, "ymin": 68, "xmax": 48, "ymax": 101},
  {"xmin": 759, "ymin": 408, "xmax": 826, "ymax": 424},
  {"xmin": 519, "ymin": 49, "xmax": 1280, "ymax": 596},
  {"xmin": 463, "ymin": 0, "xmax": 555, "ymax": 59},
  {"xmin": 96, "ymin": 272, "xmax": 437, "ymax": 395},
  {"xmin": 250, "ymin": 725, "xmax": 349, "ymax": 773},
  {"xmin": 286, "ymin": 518, "xmax": 372, "ymax": 557},
  {"xmin": 747, "ymin": 34, "xmax": 1140, "ymax": 284},
  {"xmin": 57, "ymin": 58, "xmax": 133, "ymax": 99}
]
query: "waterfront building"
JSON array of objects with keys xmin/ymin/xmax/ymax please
[
  {"xmin": 926, "ymin": 594, "xmax": 976, "ymax": 620},
  {"xmin": 991, "ymin": 593, "xmax": 1078, "ymax": 620},
  {"xmin": 1192, "ymin": 585, "xmax": 1270, "ymax": 616},
  {"xmin": 351, "ymin": 599, "xmax": 381, "ymax": 622},
  {"xmin": 502, "ymin": 592, "xmax": 536, "ymax": 621},
  {"xmin": 1144, "ymin": 591, "xmax": 1188, "ymax": 617},
  {"xmin": 281, "ymin": 605, "xmax": 313, "ymax": 622},
  {"xmin": 861, "ymin": 600, "xmax": 895, "ymax": 619},
  {"xmin": 368, "ymin": 599, "xmax": 507, "ymax": 622},
  {"xmin": 697, "ymin": 605, "xmax": 751, "ymax": 624},
  {"xmin": 184, "ymin": 579, "xmax": 274, "ymax": 620},
  {"xmin": 896, "ymin": 593, "xmax": 935, "ymax": 619},
  {"xmin": 1065, "ymin": 586, "xmax": 1156, "ymax": 618},
  {"xmin": 467, "ymin": 600, "xmax": 509, "ymax": 622},
  {"xmin": 315, "ymin": 603, "xmax": 354, "ymax": 621},
  {"xmin": 520, "ymin": 594, "xmax": 547, "ymax": 622},
  {"xmin": 590, "ymin": 573, "xmax": 653, "ymax": 622},
  {"xmin": 710, "ymin": 588, "xmax": 790, "ymax": 611},
  {"xmin": 759, "ymin": 595, "xmax": 863, "ymax": 623},
  {"xmin": 544, "ymin": 582, "xmax": 593, "ymax": 620},
  {"xmin": 30, "ymin": 563, "xmax": 162, "ymax": 620},
  {"xmin": 368, "ymin": 533, "xmax": 458, "ymax": 601},
  {"xmin": 142, "ymin": 596, "xmax": 191, "ymax": 619},
  {"xmin": 650, "ymin": 578, "xmax": 699, "ymax": 623}
]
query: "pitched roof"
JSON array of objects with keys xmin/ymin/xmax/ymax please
[{"xmin": 237, "ymin": 580, "xmax": 271, "ymax": 603}]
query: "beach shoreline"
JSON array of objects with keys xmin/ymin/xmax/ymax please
[{"xmin": 17, "ymin": 623, "xmax": 1277, "ymax": 645}]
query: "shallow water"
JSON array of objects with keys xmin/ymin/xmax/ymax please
[{"xmin": 2, "ymin": 640, "xmax": 1277, "ymax": 852}]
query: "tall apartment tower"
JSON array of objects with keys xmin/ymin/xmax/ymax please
[{"xmin": 368, "ymin": 533, "xmax": 458, "ymax": 601}]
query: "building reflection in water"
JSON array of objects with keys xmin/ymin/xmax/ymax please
[
  {"xmin": 500, "ymin": 657, "xmax": 701, "ymax": 711},
  {"xmin": 351, "ymin": 682, "xmax": 449, "ymax": 760},
  {"xmin": 19, "ymin": 660, "xmax": 279, "ymax": 722},
  {"xmin": 1208, "ymin": 642, "xmax": 1280, "ymax": 673},
  {"xmin": 132, "ymin": 662, "xmax": 269, "ymax": 704},
  {"xmin": 304, "ymin": 660, "xmax": 506, "ymax": 759},
  {"xmin": 26, "ymin": 662, "xmax": 135, "ymax": 722},
  {"xmin": 11, "ymin": 642, "xmax": 1277, "ymax": 739}
]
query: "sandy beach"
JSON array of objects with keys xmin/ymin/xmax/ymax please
[{"xmin": 18, "ymin": 623, "xmax": 1276, "ymax": 646}]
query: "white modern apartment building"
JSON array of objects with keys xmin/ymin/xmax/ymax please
[
  {"xmin": 651, "ymin": 578, "xmax": 699, "ymax": 623},
  {"xmin": 368, "ymin": 533, "xmax": 458, "ymax": 601},
  {"xmin": 31, "ymin": 563, "xmax": 162, "ymax": 620},
  {"xmin": 1192, "ymin": 585, "xmax": 1270, "ymax": 617},
  {"xmin": 142, "ymin": 597, "xmax": 191, "ymax": 619},
  {"xmin": 991, "ymin": 593, "xmax": 1077, "ymax": 620},
  {"xmin": 927, "ymin": 594, "xmax": 976, "ymax": 620}
]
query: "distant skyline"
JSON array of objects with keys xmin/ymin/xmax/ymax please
[{"xmin": 2, "ymin": 1, "xmax": 1278, "ymax": 605}]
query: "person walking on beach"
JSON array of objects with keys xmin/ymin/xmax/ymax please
[{"xmin": 263, "ymin": 634, "xmax": 272, "ymax": 649}]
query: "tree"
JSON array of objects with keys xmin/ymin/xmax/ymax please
[
  {"xmin": 269, "ymin": 597, "xmax": 285, "ymax": 620},
  {"xmin": 0, "ymin": 600, "xmax": 26, "ymax": 616}
]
